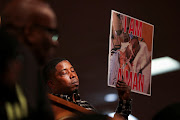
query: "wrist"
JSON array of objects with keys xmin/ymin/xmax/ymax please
[
  {"xmin": 116, "ymin": 98, "xmax": 132, "ymax": 119},
  {"xmin": 119, "ymin": 91, "xmax": 131, "ymax": 100}
]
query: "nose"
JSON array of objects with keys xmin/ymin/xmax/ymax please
[{"xmin": 69, "ymin": 72, "xmax": 76, "ymax": 79}]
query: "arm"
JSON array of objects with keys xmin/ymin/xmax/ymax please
[{"xmin": 113, "ymin": 80, "xmax": 132, "ymax": 120}]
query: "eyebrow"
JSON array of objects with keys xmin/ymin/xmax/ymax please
[
  {"xmin": 61, "ymin": 69, "xmax": 67, "ymax": 71},
  {"xmin": 60, "ymin": 66, "xmax": 74, "ymax": 71},
  {"xmin": 70, "ymin": 67, "xmax": 74, "ymax": 69}
]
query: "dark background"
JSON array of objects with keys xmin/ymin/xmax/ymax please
[{"xmin": 1, "ymin": 0, "xmax": 180, "ymax": 119}]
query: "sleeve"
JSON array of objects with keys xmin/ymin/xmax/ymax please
[{"xmin": 115, "ymin": 98, "xmax": 132, "ymax": 120}]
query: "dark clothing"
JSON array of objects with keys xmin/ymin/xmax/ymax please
[
  {"xmin": 17, "ymin": 43, "xmax": 54, "ymax": 120},
  {"xmin": 0, "ymin": 27, "xmax": 54, "ymax": 120}
]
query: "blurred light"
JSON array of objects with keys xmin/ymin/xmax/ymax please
[
  {"xmin": 152, "ymin": 56, "xmax": 180, "ymax": 76},
  {"xmin": 107, "ymin": 112, "xmax": 138, "ymax": 120},
  {"xmin": 104, "ymin": 93, "xmax": 118, "ymax": 102},
  {"xmin": 52, "ymin": 35, "xmax": 59, "ymax": 42},
  {"xmin": 128, "ymin": 114, "xmax": 138, "ymax": 120},
  {"xmin": 107, "ymin": 112, "xmax": 115, "ymax": 117}
]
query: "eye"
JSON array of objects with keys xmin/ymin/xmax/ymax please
[
  {"xmin": 71, "ymin": 68, "xmax": 75, "ymax": 72},
  {"xmin": 60, "ymin": 70, "xmax": 68, "ymax": 75}
]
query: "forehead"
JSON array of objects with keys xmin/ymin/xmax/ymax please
[
  {"xmin": 55, "ymin": 60, "xmax": 73, "ymax": 71},
  {"xmin": 35, "ymin": 6, "xmax": 57, "ymax": 28}
]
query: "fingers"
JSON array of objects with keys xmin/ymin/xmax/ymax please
[
  {"xmin": 128, "ymin": 86, "xmax": 131, "ymax": 91},
  {"xmin": 117, "ymin": 87, "xmax": 128, "ymax": 91},
  {"xmin": 117, "ymin": 75, "xmax": 124, "ymax": 82},
  {"xmin": 116, "ymin": 81, "xmax": 127, "ymax": 87},
  {"xmin": 117, "ymin": 80, "xmax": 126, "ymax": 84},
  {"xmin": 116, "ymin": 80, "xmax": 131, "ymax": 100},
  {"xmin": 116, "ymin": 83, "xmax": 127, "ymax": 88},
  {"xmin": 116, "ymin": 80, "xmax": 131, "ymax": 91}
]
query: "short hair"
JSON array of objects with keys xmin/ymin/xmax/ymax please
[{"xmin": 43, "ymin": 58, "xmax": 67, "ymax": 84}]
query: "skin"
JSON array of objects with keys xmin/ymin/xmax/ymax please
[
  {"xmin": 130, "ymin": 38, "xmax": 140, "ymax": 58},
  {"xmin": 48, "ymin": 59, "xmax": 130, "ymax": 101},
  {"xmin": 2, "ymin": 0, "xmax": 59, "ymax": 65},
  {"xmin": 115, "ymin": 39, "xmax": 140, "ymax": 101},
  {"xmin": 27, "ymin": 16, "xmax": 58, "ymax": 64},
  {"xmin": 119, "ymin": 51, "xmax": 130, "ymax": 82},
  {"xmin": 25, "ymin": 5, "xmax": 58, "ymax": 64},
  {"xmin": 112, "ymin": 12, "xmax": 123, "ymax": 48},
  {"xmin": 116, "ymin": 80, "xmax": 131, "ymax": 100},
  {"xmin": 48, "ymin": 60, "xmax": 79, "ymax": 96},
  {"xmin": 47, "ymin": 60, "xmax": 130, "ymax": 120},
  {"xmin": 1, "ymin": 1, "xmax": 57, "ymax": 119},
  {"xmin": 124, "ymin": 38, "xmax": 140, "ymax": 64}
]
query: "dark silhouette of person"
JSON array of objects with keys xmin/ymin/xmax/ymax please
[{"xmin": 0, "ymin": 0, "xmax": 59, "ymax": 119}]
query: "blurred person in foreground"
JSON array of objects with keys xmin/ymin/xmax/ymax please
[
  {"xmin": 0, "ymin": 0, "xmax": 59, "ymax": 119},
  {"xmin": 43, "ymin": 58, "xmax": 132, "ymax": 120}
]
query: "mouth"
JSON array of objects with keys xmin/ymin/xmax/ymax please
[
  {"xmin": 72, "ymin": 82, "xmax": 79, "ymax": 87},
  {"xmin": 72, "ymin": 82, "xmax": 79, "ymax": 90},
  {"xmin": 71, "ymin": 79, "xmax": 79, "ymax": 86}
]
